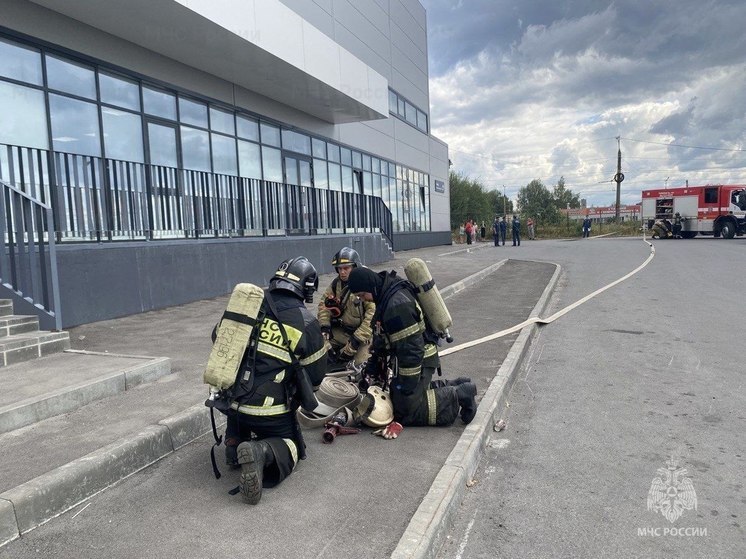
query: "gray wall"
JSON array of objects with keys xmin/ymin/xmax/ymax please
[
  {"xmin": 393, "ymin": 230, "xmax": 451, "ymax": 252},
  {"xmin": 57, "ymin": 234, "xmax": 393, "ymax": 327}
]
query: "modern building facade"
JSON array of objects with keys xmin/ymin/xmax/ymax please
[{"xmin": 0, "ymin": 0, "xmax": 451, "ymax": 327}]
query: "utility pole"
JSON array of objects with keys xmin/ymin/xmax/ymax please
[
  {"xmin": 614, "ymin": 136, "xmax": 624, "ymax": 222},
  {"xmin": 503, "ymin": 185, "xmax": 506, "ymax": 216}
]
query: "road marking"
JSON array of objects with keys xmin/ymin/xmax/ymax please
[
  {"xmin": 441, "ymin": 237, "xmax": 656, "ymax": 357},
  {"xmin": 454, "ymin": 512, "xmax": 478, "ymax": 559}
]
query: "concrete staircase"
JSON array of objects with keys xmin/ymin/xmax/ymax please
[{"xmin": 0, "ymin": 299, "xmax": 70, "ymax": 367}]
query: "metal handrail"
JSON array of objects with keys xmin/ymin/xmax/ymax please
[{"xmin": 0, "ymin": 179, "xmax": 61, "ymax": 330}]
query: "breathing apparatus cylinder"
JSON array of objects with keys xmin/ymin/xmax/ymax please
[
  {"xmin": 204, "ymin": 283, "xmax": 265, "ymax": 390},
  {"xmin": 403, "ymin": 258, "xmax": 454, "ymax": 343}
]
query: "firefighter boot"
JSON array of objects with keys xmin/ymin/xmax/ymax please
[
  {"xmin": 456, "ymin": 382, "xmax": 478, "ymax": 424},
  {"xmin": 225, "ymin": 437, "xmax": 240, "ymax": 470},
  {"xmin": 237, "ymin": 440, "xmax": 274, "ymax": 505}
]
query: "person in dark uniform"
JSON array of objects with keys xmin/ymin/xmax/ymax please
[
  {"xmin": 347, "ymin": 267, "xmax": 477, "ymax": 429},
  {"xmin": 215, "ymin": 256, "xmax": 327, "ymax": 505},
  {"xmin": 317, "ymin": 247, "xmax": 375, "ymax": 370},
  {"xmin": 673, "ymin": 212, "xmax": 683, "ymax": 238},
  {"xmin": 512, "ymin": 214, "xmax": 521, "ymax": 246},
  {"xmin": 499, "ymin": 216, "xmax": 507, "ymax": 245},
  {"xmin": 582, "ymin": 216, "xmax": 592, "ymax": 238},
  {"xmin": 492, "ymin": 217, "xmax": 500, "ymax": 246}
]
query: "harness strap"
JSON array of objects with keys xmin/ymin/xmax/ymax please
[{"xmin": 209, "ymin": 406, "xmax": 223, "ymax": 479}]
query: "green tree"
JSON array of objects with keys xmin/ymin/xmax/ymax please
[
  {"xmin": 448, "ymin": 170, "xmax": 509, "ymax": 229},
  {"xmin": 517, "ymin": 179, "xmax": 561, "ymax": 225},
  {"xmin": 552, "ymin": 176, "xmax": 581, "ymax": 209}
]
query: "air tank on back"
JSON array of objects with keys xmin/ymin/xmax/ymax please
[{"xmin": 404, "ymin": 257, "xmax": 453, "ymax": 343}]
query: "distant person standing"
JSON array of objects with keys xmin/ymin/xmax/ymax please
[
  {"xmin": 582, "ymin": 216, "xmax": 592, "ymax": 238},
  {"xmin": 527, "ymin": 217, "xmax": 535, "ymax": 240},
  {"xmin": 480, "ymin": 221, "xmax": 486, "ymax": 241},
  {"xmin": 465, "ymin": 220, "xmax": 473, "ymax": 245},
  {"xmin": 492, "ymin": 217, "xmax": 500, "ymax": 246},
  {"xmin": 512, "ymin": 215, "xmax": 521, "ymax": 246},
  {"xmin": 499, "ymin": 216, "xmax": 507, "ymax": 246}
]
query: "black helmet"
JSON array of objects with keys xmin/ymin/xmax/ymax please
[
  {"xmin": 331, "ymin": 247, "xmax": 361, "ymax": 269},
  {"xmin": 269, "ymin": 257, "xmax": 319, "ymax": 303}
]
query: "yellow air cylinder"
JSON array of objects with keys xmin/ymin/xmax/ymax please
[
  {"xmin": 404, "ymin": 257, "xmax": 453, "ymax": 342},
  {"xmin": 204, "ymin": 283, "xmax": 265, "ymax": 390}
]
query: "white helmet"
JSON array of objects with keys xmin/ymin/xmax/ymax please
[{"xmin": 361, "ymin": 386, "xmax": 394, "ymax": 428}]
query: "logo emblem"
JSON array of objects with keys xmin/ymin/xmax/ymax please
[
  {"xmin": 279, "ymin": 262, "xmax": 289, "ymax": 271},
  {"xmin": 647, "ymin": 456, "xmax": 697, "ymax": 523}
]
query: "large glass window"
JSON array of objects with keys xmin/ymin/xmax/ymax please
[
  {"xmin": 102, "ymin": 107, "xmax": 143, "ymax": 162},
  {"xmin": 143, "ymin": 86, "xmax": 176, "ymax": 120},
  {"xmin": 45, "ymin": 54, "xmax": 96, "ymax": 99},
  {"xmin": 0, "ymin": 81, "xmax": 48, "ymax": 149},
  {"xmin": 0, "ymin": 38, "xmax": 43, "ymax": 85},
  {"xmin": 180, "ymin": 125, "xmax": 210, "ymax": 171},
  {"xmin": 238, "ymin": 140, "xmax": 261, "ymax": 179},
  {"xmin": 99, "ymin": 72, "xmax": 140, "ymax": 111},
  {"xmin": 281, "ymin": 130, "xmax": 311, "ymax": 155},
  {"xmin": 328, "ymin": 162, "xmax": 341, "ymax": 191},
  {"xmin": 237, "ymin": 115, "xmax": 259, "ymax": 142},
  {"xmin": 211, "ymin": 133, "xmax": 237, "ymax": 175},
  {"xmin": 260, "ymin": 123, "xmax": 280, "ymax": 147},
  {"xmin": 312, "ymin": 138, "xmax": 326, "ymax": 159},
  {"xmin": 210, "ymin": 107, "xmax": 235, "ymax": 135},
  {"xmin": 179, "ymin": 97, "xmax": 207, "ymax": 128},
  {"xmin": 327, "ymin": 143, "xmax": 340, "ymax": 164},
  {"xmin": 261, "ymin": 146, "xmax": 282, "ymax": 182},
  {"xmin": 313, "ymin": 159, "xmax": 328, "ymax": 189},
  {"xmin": 49, "ymin": 94, "xmax": 100, "ymax": 156},
  {"xmin": 146, "ymin": 122, "xmax": 177, "ymax": 167}
]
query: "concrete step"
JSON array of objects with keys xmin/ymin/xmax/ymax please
[
  {"xmin": 0, "ymin": 300, "xmax": 12, "ymax": 318},
  {"xmin": 0, "ymin": 358, "xmax": 212, "ymax": 540},
  {"xmin": 0, "ymin": 350, "xmax": 172, "ymax": 435},
  {"xmin": 0, "ymin": 331, "xmax": 70, "ymax": 368},
  {"xmin": 0, "ymin": 315, "xmax": 39, "ymax": 338}
]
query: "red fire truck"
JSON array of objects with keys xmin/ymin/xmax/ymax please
[{"xmin": 641, "ymin": 185, "xmax": 746, "ymax": 239}]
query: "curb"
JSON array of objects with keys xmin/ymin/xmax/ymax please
[
  {"xmin": 0, "ymin": 402, "xmax": 221, "ymax": 545},
  {"xmin": 0, "ymin": 357, "xmax": 171, "ymax": 435},
  {"xmin": 391, "ymin": 262, "xmax": 562, "ymax": 559}
]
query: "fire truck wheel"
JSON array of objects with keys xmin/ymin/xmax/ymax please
[{"xmin": 720, "ymin": 220, "xmax": 736, "ymax": 239}]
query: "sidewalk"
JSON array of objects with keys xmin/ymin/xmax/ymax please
[{"xmin": 0, "ymin": 242, "xmax": 558, "ymax": 558}]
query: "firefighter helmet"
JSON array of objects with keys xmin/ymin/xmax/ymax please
[
  {"xmin": 331, "ymin": 247, "xmax": 361, "ymax": 270},
  {"xmin": 269, "ymin": 257, "xmax": 319, "ymax": 303},
  {"xmin": 361, "ymin": 386, "xmax": 394, "ymax": 428}
]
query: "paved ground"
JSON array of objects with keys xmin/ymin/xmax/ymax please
[
  {"xmin": 437, "ymin": 237, "xmax": 746, "ymax": 559},
  {"xmin": 0, "ymin": 240, "xmax": 555, "ymax": 559}
]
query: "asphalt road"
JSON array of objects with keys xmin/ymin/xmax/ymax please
[{"xmin": 437, "ymin": 237, "xmax": 746, "ymax": 559}]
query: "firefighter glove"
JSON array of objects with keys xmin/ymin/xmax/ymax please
[{"xmin": 373, "ymin": 422, "xmax": 403, "ymax": 440}]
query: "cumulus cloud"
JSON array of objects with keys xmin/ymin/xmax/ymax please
[{"xmin": 422, "ymin": 0, "xmax": 746, "ymax": 205}]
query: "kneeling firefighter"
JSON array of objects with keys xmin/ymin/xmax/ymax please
[
  {"xmin": 206, "ymin": 256, "xmax": 327, "ymax": 504},
  {"xmin": 318, "ymin": 247, "xmax": 375, "ymax": 371},
  {"xmin": 347, "ymin": 266, "xmax": 477, "ymax": 429}
]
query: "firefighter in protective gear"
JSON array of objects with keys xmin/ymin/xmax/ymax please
[
  {"xmin": 212, "ymin": 256, "xmax": 327, "ymax": 504},
  {"xmin": 347, "ymin": 267, "xmax": 478, "ymax": 429},
  {"xmin": 317, "ymin": 247, "xmax": 375, "ymax": 370}
]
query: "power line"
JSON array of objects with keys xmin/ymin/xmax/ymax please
[{"xmin": 621, "ymin": 137, "xmax": 746, "ymax": 152}]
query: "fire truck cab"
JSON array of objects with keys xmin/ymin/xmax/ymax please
[{"xmin": 641, "ymin": 185, "xmax": 746, "ymax": 239}]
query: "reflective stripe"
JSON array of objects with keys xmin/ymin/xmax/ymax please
[
  {"xmin": 274, "ymin": 370, "xmax": 286, "ymax": 383},
  {"xmin": 263, "ymin": 396, "xmax": 274, "ymax": 407},
  {"xmin": 399, "ymin": 364, "xmax": 421, "ymax": 376},
  {"xmin": 284, "ymin": 438, "xmax": 298, "ymax": 467},
  {"xmin": 300, "ymin": 345, "xmax": 327, "ymax": 366},
  {"xmin": 426, "ymin": 389, "xmax": 437, "ymax": 425},
  {"xmin": 275, "ymin": 270, "xmax": 301, "ymax": 282},
  {"xmin": 257, "ymin": 340, "xmax": 292, "ymax": 363},
  {"xmin": 389, "ymin": 320, "xmax": 424, "ymax": 343},
  {"xmin": 231, "ymin": 401, "xmax": 289, "ymax": 416},
  {"xmin": 424, "ymin": 344, "xmax": 437, "ymax": 358}
]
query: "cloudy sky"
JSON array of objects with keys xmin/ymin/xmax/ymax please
[{"xmin": 420, "ymin": 0, "xmax": 746, "ymax": 207}]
